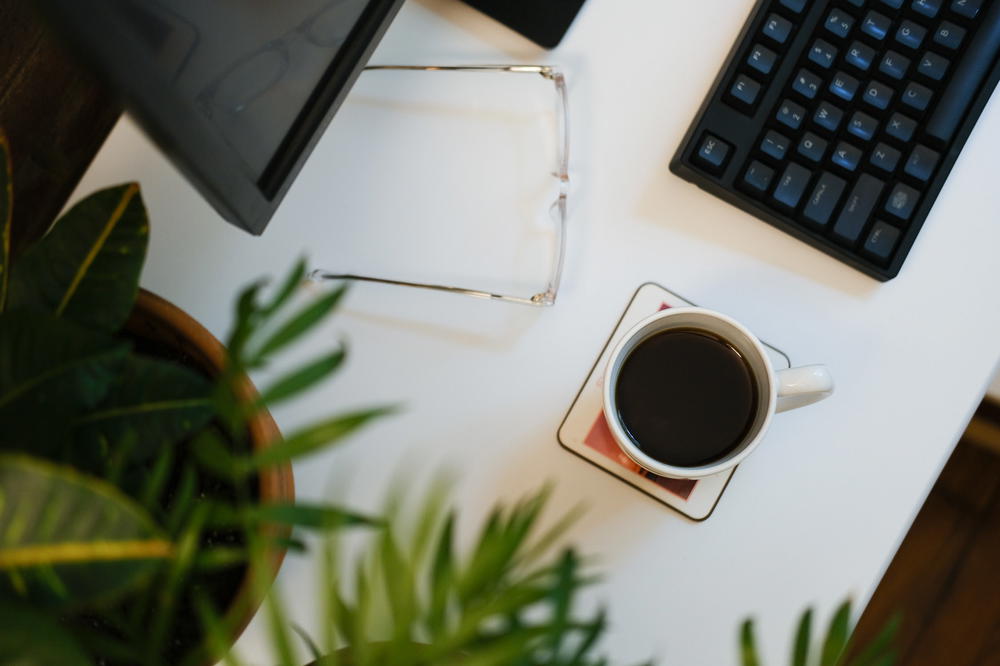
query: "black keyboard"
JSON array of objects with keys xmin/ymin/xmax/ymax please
[{"xmin": 670, "ymin": 0, "xmax": 1000, "ymax": 280}]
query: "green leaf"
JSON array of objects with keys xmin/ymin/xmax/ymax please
[
  {"xmin": 226, "ymin": 279, "xmax": 265, "ymax": 361},
  {"xmin": 0, "ymin": 131, "xmax": 12, "ymax": 313},
  {"xmin": 850, "ymin": 614, "xmax": 900, "ymax": 666},
  {"xmin": 740, "ymin": 619, "xmax": 761, "ymax": 666},
  {"xmin": 248, "ymin": 503, "xmax": 380, "ymax": 530},
  {"xmin": 150, "ymin": 502, "xmax": 207, "ymax": 656},
  {"xmin": 0, "ymin": 454, "xmax": 172, "ymax": 608},
  {"xmin": 567, "ymin": 609, "xmax": 607, "ymax": 664},
  {"xmin": 246, "ymin": 406, "xmax": 394, "ymax": 472},
  {"xmin": 546, "ymin": 549, "xmax": 579, "ymax": 657},
  {"xmin": 260, "ymin": 347, "xmax": 345, "ymax": 407},
  {"xmin": 428, "ymin": 512, "xmax": 455, "ymax": 638},
  {"xmin": 378, "ymin": 528, "xmax": 415, "ymax": 645},
  {"xmin": 0, "ymin": 310, "xmax": 128, "ymax": 451},
  {"xmin": 793, "ymin": 608, "xmax": 813, "ymax": 666},
  {"xmin": 252, "ymin": 285, "xmax": 346, "ymax": 361},
  {"xmin": 820, "ymin": 600, "xmax": 853, "ymax": 666},
  {"xmin": 7, "ymin": 183, "xmax": 149, "ymax": 332},
  {"xmin": 458, "ymin": 492, "xmax": 549, "ymax": 606},
  {"xmin": 291, "ymin": 624, "xmax": 324, "ymax": 663},
  {"xmin": 262, "ymin": 257, "xmax": 308, "ymax": 317},
  {"xmin": 75, "ymin": 354, "xmax": 213, "ymax": 460},
  {"xmin": 194, "ymin": 592, "xmax": 247, "ymax": 666},
  {"xmin": 266, "ymin": 590, "xmax": 297, "ymax": 666},
  {"xmin": 0, "ymin": 601, "xmax": 93, "ymax": 666},
  {"xmin": 191, "ymin": 428, "xmax": 240, "ymax": 481}
]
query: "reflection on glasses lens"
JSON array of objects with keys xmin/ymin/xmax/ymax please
[
  {"xmin": 303, "ymin": 0, "xmax": 367, "ymax": 47},
  {"xmin": 210, "ymin": 47, "xmax": 287, "ymax": 115}
]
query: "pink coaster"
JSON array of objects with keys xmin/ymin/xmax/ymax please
[{"xmin": 557, "ymin": 283, "xmax": 790, "ymax": 520}]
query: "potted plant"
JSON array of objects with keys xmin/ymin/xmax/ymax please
[
  {"xmin": 209, "ymin": 483, "xmax": 635, "ymax": 666},
  {"xmin": 0, "ymin": 132, "xmax": 389, "ymax": 665}
]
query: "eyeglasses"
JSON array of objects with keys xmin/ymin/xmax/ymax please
[{"xmin": 309, "ymin": 65, "xmax": 570, "ymax": 307}]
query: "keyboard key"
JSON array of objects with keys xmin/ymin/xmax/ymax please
[
  {"xmin": 834, "ymin": 174, "xmax": 885, "ymax": 244},
  {"xmin": 761, "ymin": 130, "xmax": 791, "ymax": 159},
  {"xmin": 879, "ymin": 51, "xmax": 911, "ymax": 79},
  {"xmin": 902, "ymin": 81, "xmax": 933, "ymax": 110},
  {"xmin": 863, "ymin": 80, "xmax": 894, "ymax": 109},
  {"xmin": 848, "ymin": 111, "xmax": 878, "ymax": 140},
  {"xmin": 763, "ymin": 13, "xmax": 793, "ymax": 43},
  {"xmin": 885, "ymin": 182, "xmax": 919, "ymax": 220},
  {"xmin": 780, "ymin": 0, "xmax": 808, "ymax": 12},
  {"xmin": 793, "ymin": 69, "xmax": 823, "ymax": 99},
  {"xmin": 881, "ymin": 0, "xmax": 904, "ymax": 8},
  {"xmin": 809, "ymin": 39, "xmax": 839, "ymax": 69},
  {"xmin": 696, "ymin": 133, "xmax": 731, "ymax": 170},
  {"xmin": 927, "ymin": 1, "xmax": 1000, "ymax": 141},
  {"xmin": 814, "ymin": 101, "xmax": 845, "ymax": 131},
  {"xmin": 918, "ymin": 51, "xmax": 949, "ymax": 80},
  {"xmin": 863, "ymin": 221, "xmax": 901, "ymax": 263},
  {"xmin": 912, "ymin": 0, "xmax": 942, "ymax": 17},
  {"xmin": 777, "ymin": 99, "xmax": 807, "ymax": 129},
  {"xmin": 896, "ymin": 20, "xmax": 927, "ymax": 49},
  {"xmin": 773, "ymin": 162, "xmax": 812, "ymax": 208},
  {"xmin": 886, "ymin": 112, "xmax": 917, "ymax": 141},
  {"xmin": 830, "ymin": 71, "xmax": 861, "ymax": 101},
  {"xmin": 748, "ymin": 43, "xmax": 778, "ymax": 74},
  {"xmin": 904, "ymin": 144, "xmax": 940, "ymax": 180},
  {"xmin": 846, "ymin": 41, "xmax": 877, "ymax": 70},
  {"xmin": 951, "ymin": 0, "xmax": 983, "ymax": 19},
  {"xmin": 825, "ymin": 9, "xmax": 855, "ymax": 38},
  {"xmin": 731, "ymin": 75, "xmax": 762, "ymax": 105},
  {"xmin": 862, "ymin": 11, "xmax": 892, "ymax": 40},
  {"xmin": 798, "ymin": 132, "xmax": 828, "ymax": 161},
  {"xmin": 744, "ymin": 160, "xmax": 775, "ymax": 191},
  {"xmin": 832, "ymin": 141, "xmax": 863, "ymax": 170},
  {"xmin": 934, "ymin": 21, "xmax": 965, "ymax": 50},
  {"xmin": 803, "ymin": 172, "xmax": 847, "ymax": 226},
  {"xmin": 870, "ymin": 142, "xmax": 902, "ymax": 171}
]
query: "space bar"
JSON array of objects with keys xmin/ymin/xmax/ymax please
[{"xmin": 926, "ymin": 0, "xmax": 1000, "ymax": 142}]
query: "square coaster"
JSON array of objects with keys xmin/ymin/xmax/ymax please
[{"xmin": 557, "ymin": 283, "xmax": 791, "ymax": 521}]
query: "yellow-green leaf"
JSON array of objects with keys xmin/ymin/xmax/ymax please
[
  {"xmin": 74, "ymin": 354, "xmax": 213, "ymax": 460},
  {"xmin": 0, "ymin": 454, "xmax": 172, "ymax": 608},
  {"xmin": 7, "ymin": 183, "xmax": 149, "ymax": 332}
]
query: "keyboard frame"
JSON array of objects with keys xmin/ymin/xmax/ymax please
[{"xmin": 669, "ymin": 0, "xmax": 1000, "ymax": 281}]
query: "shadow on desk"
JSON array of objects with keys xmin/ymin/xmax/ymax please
[{"xmin": 637, "ymin": 161, "xmax": 881, "ymax": 299}]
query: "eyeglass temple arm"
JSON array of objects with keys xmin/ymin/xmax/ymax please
[{"xmin": 308, "ymin": 271, "xmax": 554, "ymax": 306}]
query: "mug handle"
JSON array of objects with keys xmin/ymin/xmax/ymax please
[{"xmin": 775, "ymin": 364, "xmax": 834, "ymax": 413}]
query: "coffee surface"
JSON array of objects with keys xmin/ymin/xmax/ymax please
[{"xmin": 615, "ymin": 328, "xmax": 758, "ymax": 467}]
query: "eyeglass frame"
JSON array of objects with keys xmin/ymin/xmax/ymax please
[{"xmin": 309, "ymin": 64, "xmax": 570, "ymax": 307}]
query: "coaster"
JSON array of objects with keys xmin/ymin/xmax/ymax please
[{"xmin": 557, "ymin": 283, "xmax": 791, "ymax": 521}]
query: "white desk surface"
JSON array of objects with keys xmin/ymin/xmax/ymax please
[{"xmin": 70, "ymin": 0, "xmax": 1000, "ymax": 663}]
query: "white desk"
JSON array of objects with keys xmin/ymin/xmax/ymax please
[{"xmin": 71, "ymin": 0, "xmax": 1000, "ymax": 663}]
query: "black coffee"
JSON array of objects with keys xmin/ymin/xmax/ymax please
[{"xmin": 614, "ymin": 328, "xmax": 758, "ymax": 467}]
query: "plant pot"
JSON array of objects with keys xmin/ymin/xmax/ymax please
[{"xmin": 125, "ymin": 288, "xmax": 295, "ymax": 659}]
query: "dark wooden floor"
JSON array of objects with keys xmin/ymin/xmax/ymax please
[
  {"xmin": 4, "ymin": 3, "xmax": 1000, "ymax": 664},
  {"xmin": 852, "ymin": 400, "xmax": 1000, "ymax": 665}
]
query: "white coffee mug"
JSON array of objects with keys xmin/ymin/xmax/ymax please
[{"xmin": 602, "ymin": 307, "xmax": 833, "ymax": 479}]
